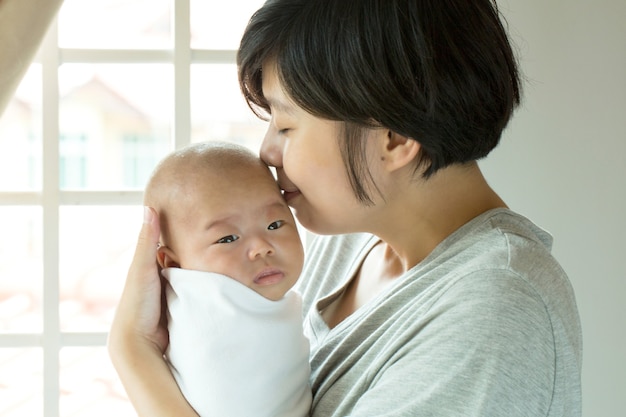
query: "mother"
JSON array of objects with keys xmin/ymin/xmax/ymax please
[{"xmin": 109, "ymin": 0, "xmax": 582, "ymax": 415}]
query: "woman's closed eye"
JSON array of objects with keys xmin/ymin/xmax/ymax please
[
  {"xmin": 268, "ymin": 220, "xmax": 285, "ymax": 230},
  {"xmin": 216, "ymin": 235, "xmax": 239, "ymax": 244}
]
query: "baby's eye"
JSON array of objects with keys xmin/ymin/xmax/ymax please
[
  {"xmin": 216, "ymin": 235, "xmax": 239, "ymax": 244},
  {"xmin": 268, "ymin": 220, "xmax": 284, "ymax": 230}
]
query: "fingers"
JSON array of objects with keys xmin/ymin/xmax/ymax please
[
  {"xmin": 110, "ymin": 206, "xmax": 166, "ymax": 353},
  {"xmin": 129, "ymin": 207, "xmax": 161, "ymax": 278}
]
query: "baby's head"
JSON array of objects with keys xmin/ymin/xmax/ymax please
[{"xmin": 144, "ymin": 141, "xmax": 304, "ymax": 301}]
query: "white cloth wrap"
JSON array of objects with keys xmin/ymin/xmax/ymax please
[{"xmin": 163, "ymin": 268, "xmax": 311, "ymax": 417}]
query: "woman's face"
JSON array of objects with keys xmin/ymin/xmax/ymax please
[{"xmin": 260, "ymin": 63, "xmax": 378, "ymax": 235}]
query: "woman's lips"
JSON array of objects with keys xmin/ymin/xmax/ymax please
[
  {"xmin": 281, "ymin": 188, "xmax": 300, "ymax": 203},
  {"xmin": 253, "ymin": 268, "xmax": 284, "ymax": 286},
  {"xmin": 277, "ymin": 174, "xmax": 300, "ymax": 203}
]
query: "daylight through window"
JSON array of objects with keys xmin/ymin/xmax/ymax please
[{"xmin": 0, "ymin": 1, "xmax": 268, "ymax": 416}]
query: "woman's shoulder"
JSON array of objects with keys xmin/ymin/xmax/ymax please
[
  {"xmin": 431, "ymin": 208, "xmax": 560, "ymax": 274},
  {"xmin": 443, "ymin": 208, "xmax": 554, "ymax": 250}
]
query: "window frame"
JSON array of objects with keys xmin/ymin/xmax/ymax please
[{"xmin": 0, "ymin": 1, "xmax": 252, "ymax": 415}]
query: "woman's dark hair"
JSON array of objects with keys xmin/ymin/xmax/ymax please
[{"xmin": 238, "ymin": 0, "xmax": 521, "ymax": 204}]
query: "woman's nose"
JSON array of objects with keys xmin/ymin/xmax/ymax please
[{"xmin": 260, "ymin": 125, "xmax": 283, "ymax": 168}]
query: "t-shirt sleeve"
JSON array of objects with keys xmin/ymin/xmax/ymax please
[{"xmin": 346, "ymin": 270, "xmax": 556, "ymax": 416}]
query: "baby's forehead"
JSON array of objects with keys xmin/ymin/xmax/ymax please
[
  {"xmin": 175, "ymin": 171, "xmax": 285, "ymax": 221},
  {"xmin": 180, "ymin": 158, "xmax": 275, "ymax": 194}
]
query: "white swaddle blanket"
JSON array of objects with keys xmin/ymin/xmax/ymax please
[{"xmin": 163, "ymin": 268, "xmax": 311, "ymax": 417}]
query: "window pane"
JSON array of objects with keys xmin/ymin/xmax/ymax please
[
  {"xmin": 60, "ymin": 347, "xmax": 132, "ymax": 417},
  {"xmin": 0, "ymin": 207, "xmax": 42, "ymax": 333},
  {"xmin": 0, "ymin": 66, "xmax": 42, "ymax": 191},
  {"xmin": 191, "ymin": 64, "xmax": 266, "ymax": 152},
  {"xmin": 190, "ymin": 0, "xmax": 266, "ymax": 49},
  {"xmin": 0, "ymin": 348, "xmax": 42, "ymax": 416},
  {"xmin": 59, "ymin": 206, "xmax": 142, "ymax": 332},
  {"xmin": 59, "ymin": 64, "xmax": 172, "ymax": 190},
  {"xmin": 59, "ymin": 0, "xmax": 171, "ymax": 49}
]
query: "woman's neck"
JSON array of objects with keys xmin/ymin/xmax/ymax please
[{"xmin": 369, "ymin": 162, "xmax": 506, "ymax": 271}]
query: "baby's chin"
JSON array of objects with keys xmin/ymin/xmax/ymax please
[
  {"xmin": 255, "ymin": 286, "xmax": 290, "ymax": 301},
  {"xmin": 254, "ymin": 284, "xmax": 294, "ymax": 302}
]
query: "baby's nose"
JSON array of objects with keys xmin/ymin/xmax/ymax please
[{"xmin": 248, "ymin": 237, "xmax": 274, "ymax": 260}]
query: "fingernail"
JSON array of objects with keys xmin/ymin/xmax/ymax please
[{"xmin": 143, "ymin": 206, "xmax": 153, "ymax": 224}]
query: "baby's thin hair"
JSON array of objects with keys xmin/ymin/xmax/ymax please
[{"xmin": 144, "ymin": 141, "xmax": 265, "ymax": 206}]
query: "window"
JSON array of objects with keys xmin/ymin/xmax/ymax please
[
  {"xmin": 122, "ymin": 134, "xmax": 165, "ymax": 189},
  {"xmin": 59, "ymin": 134, "xmax": 88, "ymax": 189},
  {"xmin": 0, "ymin": 1, "xmax": 267, "ymax": 416}
]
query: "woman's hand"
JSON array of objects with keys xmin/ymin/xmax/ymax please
[
  {"xmin": 109, "ymin": 207, "xmax": 168, "ymax": 355},
  {"xmin": 109, "ymin": 207, "xmax": 168, "ymax": 356},
  {"xmin": 108, "ymin": 207, "xmax": 198, "ymax": 417}
]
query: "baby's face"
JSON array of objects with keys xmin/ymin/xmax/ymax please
[{"xmin": 171, "ymin": 166, "xmax": 304, "ymax": 301}]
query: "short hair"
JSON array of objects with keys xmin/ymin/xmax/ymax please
[{"xmin": 238, "ymin": 0, "xmax": 521, "ymax": 204}]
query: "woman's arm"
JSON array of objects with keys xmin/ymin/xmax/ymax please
[
  {"xmin": 0, "ymin": 0, "xmax": 63, "ymax": 115},
  {"xmin": 108, "ymin": 207, "xmax": 198, "ymax": 417}
]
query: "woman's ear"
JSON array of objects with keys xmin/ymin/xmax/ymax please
[
  {"xmin": 380, "ymin": 131, "xmax": 421, "ymax": 172},
  {"xmin": 157, "ymin": 245, "xmax": 181, "ymax": 269}
]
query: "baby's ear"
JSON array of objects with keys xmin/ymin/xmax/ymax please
[{"xmin": 156, "ymin": 245, "xmax": 181, "ymax": 269}]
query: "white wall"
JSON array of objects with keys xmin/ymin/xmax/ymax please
[{"xmin": 480, "ymin": 1, "xmax": 626, "ymax": 416}]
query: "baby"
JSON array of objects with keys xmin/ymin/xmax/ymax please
[{"xmin": 144, "ymin": 141, "xmax": 311, "ymax": 417}]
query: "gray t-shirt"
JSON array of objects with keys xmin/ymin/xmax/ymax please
[{"xmin": 297, "ymin": 208, "xmax": 582, "ymax": 416}]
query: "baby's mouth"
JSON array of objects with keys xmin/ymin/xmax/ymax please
[{"xmin": 253, "ymin": 268, "xmax": 284, "ymax": 286}]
